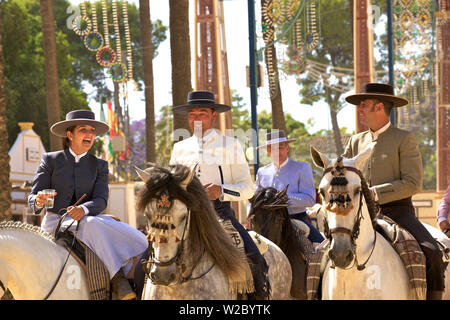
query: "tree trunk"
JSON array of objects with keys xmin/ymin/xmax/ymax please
[
  {"xmin": 169, "ymin": 0, "xmax": 191, "ymax": 134},
  {"xmin": 0, "ymin": 8, "xmax": 12, "ymax": 222},
  {"xmin": 325, "ymin": 88, "xmax": 343, "ymax": 155},
  {"xmin": 329, "ymin": 105, "xmax": 343, "ymax": 156},
  {"xmin": 139, "ymin": 0, "xmax": 156, "ymax": 162},
  {"xmin": 40, "ymin": 0, "xmax": 62, "ymax": 151}
]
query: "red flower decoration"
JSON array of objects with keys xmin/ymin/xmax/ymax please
[{"xmin": 157, "ymin": 194, "xmax": 171, "ymax": 209}]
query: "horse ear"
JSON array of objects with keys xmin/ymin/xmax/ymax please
[
  {"xmin": 277, "ymin": 185, "xmax": 289, "ymax": 198},
  {"xmin": 181, "ymin": 163, "xmax": 198, "ymax": 189},
  {"xmin": 352, "ymin": 141, "xmax": 376, "ymax": 170},
  {"xmin": 135, "ymin": 166, "xmax": 151, "ymax": 183},
  {"xmin": 310, "ymin": 146, "xmax": 331, "ymax": 169}
]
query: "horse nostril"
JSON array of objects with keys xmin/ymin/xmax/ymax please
[
  {"xmin": 345, "ymin": 250, "xmax": 354, "ymax": 263},
  {"xmin": 328, "ymin": 250, "xmax": 336, "ymax": 261}
]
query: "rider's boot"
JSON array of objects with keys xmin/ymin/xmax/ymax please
[
  {"xmin": 111, "ymin": 269, "xmax": 136, "ymax": 300},
  {"xmin": 426, "ymin": 290, "xmax": 443, "ymax": 300}
]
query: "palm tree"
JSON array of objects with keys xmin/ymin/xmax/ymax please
[
  {"xmin": 139, "ymin": 0, "xmax": 156, "ymax": 162},
  {"xmin": 40, "ymin": 0, "xmax": 62, "ymax": 151},
  {"xmin": 0, "ymin": 5, "xmax": 12, "ymax": 221},
  {"xmin": 169, "ymin": 0, "xmax": 191, "ymax": 133}
]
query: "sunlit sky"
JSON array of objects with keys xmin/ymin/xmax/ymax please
[{"xmin": 69, "ymin": 0, "xmax": 366, "ymax": 135}]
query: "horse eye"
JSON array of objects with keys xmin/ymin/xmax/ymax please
[{"xmin": 353, "ymin": 187, "xmax": 361, "ymax": 197}]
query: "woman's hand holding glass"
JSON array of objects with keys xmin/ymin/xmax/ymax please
[{"xmin": 36, "ymin": 190, "xmax": 57, "ymax": 208}]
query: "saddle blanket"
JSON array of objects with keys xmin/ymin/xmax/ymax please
[
  {"xmin": 306, "ymin": 217, "xmax": 427, "ymax": 300},
  {"xmin": 217, "ymin": 217, "xmax": 255, "ymax": 295},
  {"xmin": 56, "ymin": 231, "xmax": 111, "ymax": 300}
]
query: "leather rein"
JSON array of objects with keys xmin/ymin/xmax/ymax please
[
  {"xmin": 42, "ymin": 194, "xmax": 87, "ymax": 300},
  {"xmin": 322, "ymin": 166, "xmax": 377, "ymax": 271}
]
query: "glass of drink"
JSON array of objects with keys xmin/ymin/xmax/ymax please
[{"xmin": 43, "ymin": 189, "xmax": 56, "ymax": 209}]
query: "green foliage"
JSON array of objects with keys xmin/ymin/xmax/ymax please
[
  {"xmin": 231, "ymin": 89, "xmax": 251, "ymax": 131},
  {"xmin": 409, "ymin": 104, "xmax": 436, "ymax": 190},
  {"xmin": 155, "ymin": 105, "xmax": 173, "ymax": 168},
  {"xmin": 1, "ymin": 0, "xmax": 167, "ymax": 152},
  {"xmin": 2, "ymin": 0, "xmax": 90, "ymax": 149}
]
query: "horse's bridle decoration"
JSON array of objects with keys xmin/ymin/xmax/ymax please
[
  {"xmin": 142, "ymin": 203, "xmax": 215, "ymax": 285},
  {"xmin": 322, "ymin": 157, "xmax": 377, "ymax": 271}
]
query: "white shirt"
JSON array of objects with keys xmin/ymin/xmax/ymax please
[
  {"xmin": 69, "ymin": 147, "xmax": 88, "ymax": 163},
  {"xmin": 68, "ymin": 147, "xmax": 89, "ymax": 215},
  {"xmin": 370, "ymin": 121, "xmax": 391, "ymax": 141},
  {"xmin": 170, "ymin": 129, "xmax": 253, "ymax": 202}
]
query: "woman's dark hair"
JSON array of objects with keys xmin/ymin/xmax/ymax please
[{"xmin": 63, "ymin": 126, "xmax": 76, "ymax": 149}]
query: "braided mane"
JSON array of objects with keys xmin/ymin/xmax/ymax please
[{"xmin": 0, "ymin": 221, "xmax": 55, "ymax": 242}]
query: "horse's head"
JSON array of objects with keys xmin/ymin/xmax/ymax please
[
  {"xmin": 248, "ymin": 186, "xmax": 290, "ymax": 246},
  {"xmin": 310, "ymin": 142, "xmax": 376, "ymax": 269},
  {"xmin": 135, "ymin": 163, "xmax": 197, "ymax": 286}
]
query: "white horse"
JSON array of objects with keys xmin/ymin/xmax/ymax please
[
  {"xmin": 0, "ymin": 222, "xmax": 90, "ymax": 299},
  {"xmin": 311, "ymin": 143, "xmax": 450, "ymax": 299},
  {"xmin": 135, "ymin": 163, "xmax": 292, "ymax": 299}
]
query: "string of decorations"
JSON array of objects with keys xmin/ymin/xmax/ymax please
[
  {"xmin": 73, "ymin": 2, "xmax": 92, "ymax": 36},
  {"xmin": 261, "ymin": 0, "xmax": 278, "ymax": 97},
  {"xmin": 392, "ymin": 0, "xmax": 436, "ymax": 130},
  {"xmin": 305, "ymin": 0, "xmax": 319, "ymax": 51},
  {"xmin": 109, "ymin": 0, "xmax": 128, "ymax": 82},
  {"xmin": 84, "ymin": 2, "xmax": 104, "ymax": 52},
  {"xmin": 122, "ymin": 0, "xmax": 133, "ymax": 82},
  {"xmin": 260, "ymin": 0, "xmax": 319, "ymax": 97},
  {"xmin": 72, "ymin": 1, "xmax": 134, "ymax": 84},
  {"xmin": 393, "ymin": 0, "xmax": 433, "ymax": 91},
  {"xmin": 96, "ymin": 0, "xmax": 116, "ymax": 67}
]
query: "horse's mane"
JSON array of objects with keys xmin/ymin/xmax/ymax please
[
  {"xmin": 136, "ymin": 164, "xmax": 249, "ymax": 284},
  {"xmin": 0, "ymin": 221, "xmax": 55, "ymax": 242},
  {"xmin": 248, "ymin": 187, "xmax": 305, "ymax": 264}
]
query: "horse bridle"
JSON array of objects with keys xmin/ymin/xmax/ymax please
[
  {"xmin": 322, "ymin": 165, "xmax": 377, "ymax": 271},
  {"xmin": 143, "ymin": 208, "xmax": 216, "ymax": 284}
]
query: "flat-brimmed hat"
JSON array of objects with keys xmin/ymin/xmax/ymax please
[
  {"xmin": 50, "ymin": 109, "xmax": 109, "ymax": 137},
  {"xmin": 172, "ymin": 90, "xmax": 231, "ymax": 115},
  {"xmin": 256, "ymin": 130, "xmax": 296, "ymax": 150},
  {"xmin": 345, "ymin": 83, "xmax": 408, "ymax": 108}
]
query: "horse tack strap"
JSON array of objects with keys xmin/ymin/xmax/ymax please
[
  {"xmin": 329, "ymin": 227, "xmax": 353, "ymax": 236},
  {"xmin": 323, "ymin": 165, "xmax": 364, "ymax": 179}
]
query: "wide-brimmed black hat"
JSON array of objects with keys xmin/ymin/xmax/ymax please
[
  {"xmin": 345, "ymin": 83, "xmax": 408, "ymax": 108},
  {"xmin": 50, "ymin": 110, "xmax": 109, "ymax": 137},
  {"xmin": 172, "ymin": 90, "xmax": 231, "ymax": 114},
  {"xmin": 256, "ymin": 130, "xmax": 296, "ymax": 150}
]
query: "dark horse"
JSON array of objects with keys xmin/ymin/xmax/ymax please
[{"xmin": 248, "ymin": 186, "xmax": 311, "ymax": 299}]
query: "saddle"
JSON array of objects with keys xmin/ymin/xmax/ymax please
[
  {"xmin": 374, "ymin": 215, "xmax": 429, "ymax": 299},
  {"xmin": 55, "ymin": 230, "xmax": 111, "ymax": 300}
]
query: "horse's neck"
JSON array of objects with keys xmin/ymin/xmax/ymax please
[
  {"xmin": 182, "ymin": 242, "xmax": 214, "ymax": 278},
  {"xmin": 0, "ymin": 230, "xmax": 65, "ymax": 298},
  {"xmin": 354, "ymin": 204, "xmax": 376, "ymax": 258}
]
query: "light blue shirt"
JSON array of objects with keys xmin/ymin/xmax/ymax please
[{"xmin": 255, "ymin": 158, "xmax": 316, "ymax": 215}]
